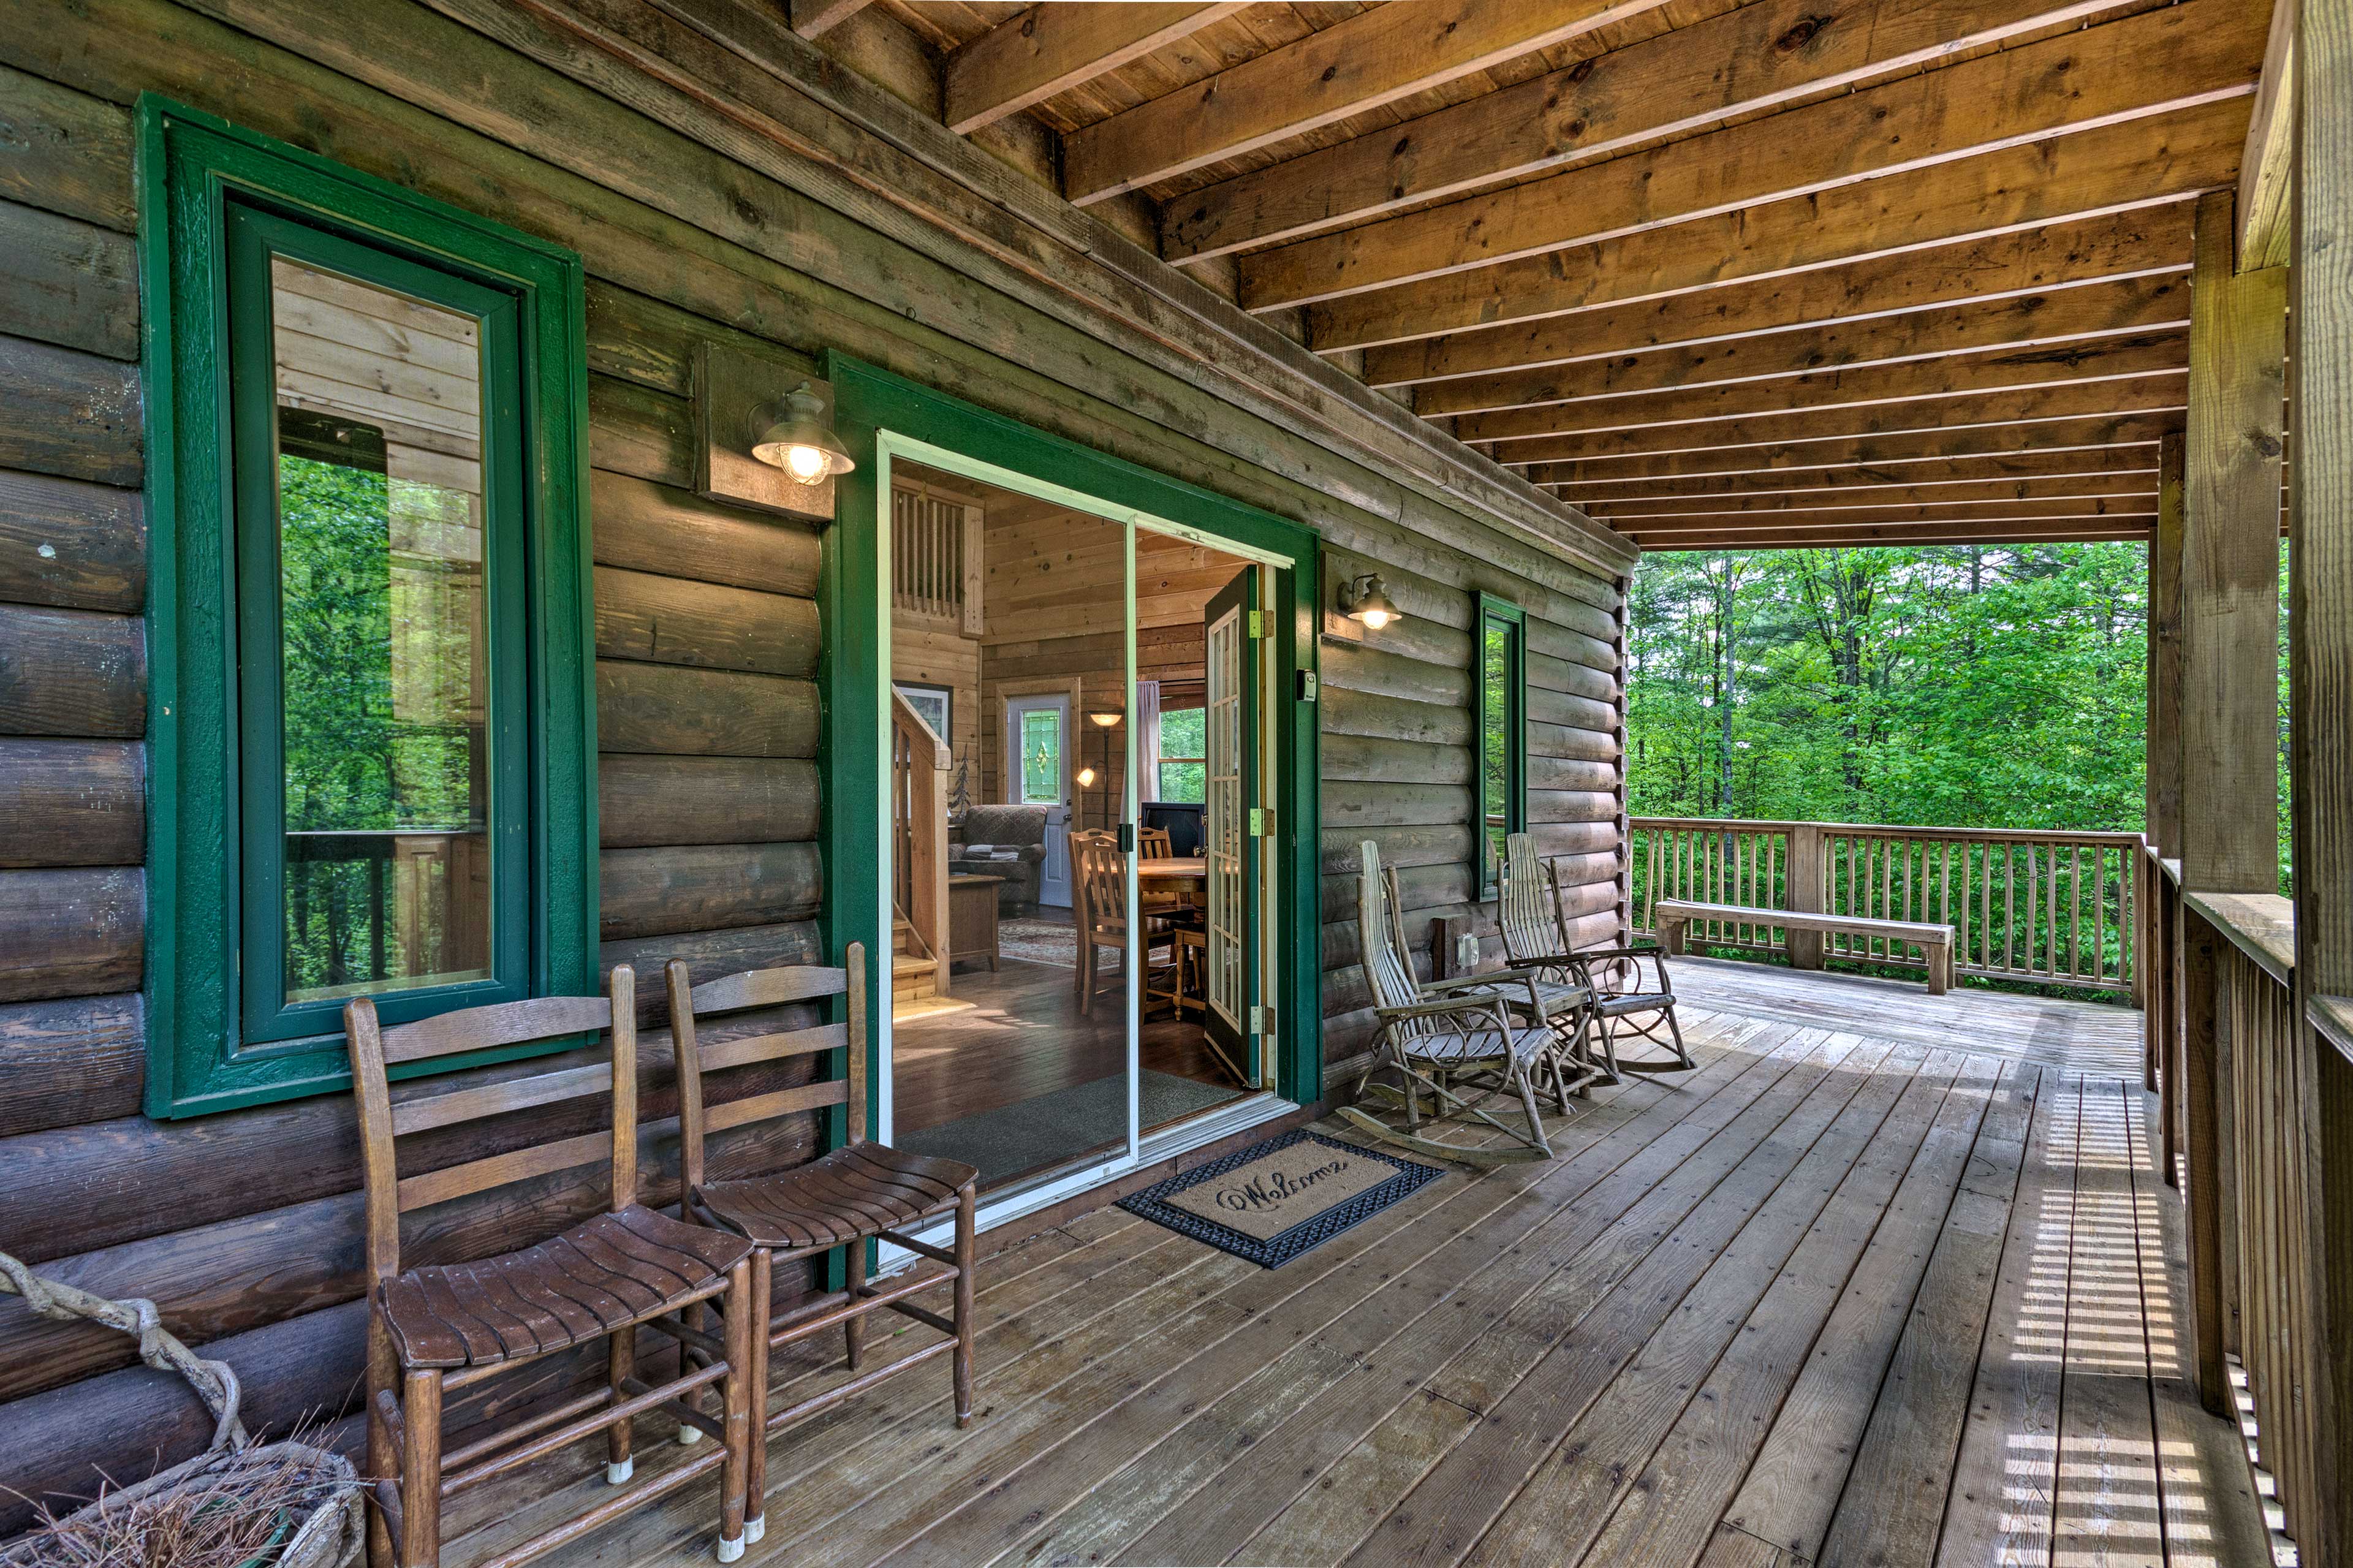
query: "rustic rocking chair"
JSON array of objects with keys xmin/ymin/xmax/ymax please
[
  {"xmin": 1543, "ymin": 855, "xmax": 1695, "ymax": 1077},
  {"xmin": 1339, "ymin": 839, "xmax": 1574, "ymax": 1164},
  {"xmin": 1493, "ymin": 832, "xmax": 1605, "ymax": 1086},
  {"xmin": 345, "ymin": 968, "xmax": 760, "ymax": 1568},
  {"xmin": 667, "ymin": 945, "xmax": 979, "ymax": 1548}
]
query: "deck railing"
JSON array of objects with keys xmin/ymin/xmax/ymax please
[{"xmin": 1631, "ymin": 816, "xmax": 2140, "ymax": 995}]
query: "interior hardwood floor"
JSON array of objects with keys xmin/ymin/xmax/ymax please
[
  {"xmin": 892, "ymin": 940, "xmax": 1245, "ymax": 1137},
  {"xmin": 441, "ymin": 974, "xmax": 2276, "ymax": 1568}
]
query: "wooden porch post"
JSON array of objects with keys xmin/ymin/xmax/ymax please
[
  {"xmin": 1784, "ymin": 824, "xmax": 1824, "ymax": 971},
  {"xmin": 2286, "ymin": 5, "xmax": 2353, "ymax": 1555},
  {"xmin": 2177, "ymin": 186, "xmax": 2287, "ymax": 1419},
  {"xmin": 2146, "ymin": 431, "xmax": 2186, "ymax": 862}
]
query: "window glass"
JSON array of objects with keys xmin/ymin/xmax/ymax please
[
  {"xmin": 1478, "ymin": 602, "xmax": 1524, "ymax": 900},
  {"xmin": 271, "ymin": 260, "xmax": 493, "ymax": 1004},
  {"xmin": 1157, "ymin": 705, "xmax": 1206, "ymax": 803},
  {"xmin": 1020, "ymin": 708, "xmax": 1063, "ymax": 803}
]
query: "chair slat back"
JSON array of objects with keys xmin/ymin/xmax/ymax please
[
  {"xmin": 1498, "ymin": 833, "xmax": 1561, "ymax": 963},
  {"xmin": 1139, "ymin": 827, "xmax": 1173, "ymax": 858},
  {"xmin": 344, "ymin": 966, "xmax": 638, "ymax": 1286},
  {"xmin": 1356, "ymin": 841, "xmax": 1432, "ymax": 1042},
  {"xmin": 669, "ymin": 947, "xmax": 865, "ymax": 1199},
  {"xmin": 1071, "ymin": 830, "xmax": 1126, "ymax": 941}
]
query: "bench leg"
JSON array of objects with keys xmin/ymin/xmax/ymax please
[
  {"xmin": 1927, "ymin": 944, "xmax": 1950, "ymax": 995},
  {"xmin": 1661, "ymin": 920, "xmax": 1686, "ymax": 958}
]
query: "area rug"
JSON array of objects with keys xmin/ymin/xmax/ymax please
[
  {"xmin": 998, "ymin": 916, "xmax": 1119, "ymax": 971},
  {"xmin": 1118, "ymin": 1129, "xmax": 1444, "ymax": 1268},
  {"xmin": 898, "ymin": 1069, "xmax": 1240, "ymax": 1189}
]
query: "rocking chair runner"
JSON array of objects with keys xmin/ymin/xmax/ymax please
[{"xmin": 1341, "ymin": 839, "xmax": 1584, "ymax": 1164}]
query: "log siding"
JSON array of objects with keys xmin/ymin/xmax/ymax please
[{"xmin": 0, "ymin": 0, "xmax": 1626, "ymax": 1530}]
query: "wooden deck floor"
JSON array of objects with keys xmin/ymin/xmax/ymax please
[{"xmin": 447, "ymin": 980, "xmax": 2274, "ymax": 1568}]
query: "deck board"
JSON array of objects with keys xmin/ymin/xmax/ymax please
[{"xmin": 447, "ymin": 966, "xmax": 2273, "ymax": 1568}]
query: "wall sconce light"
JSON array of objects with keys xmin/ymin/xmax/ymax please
[
  {"xmin": 1340, "ymin": 572, "xmax": 1403, "ymax": 630},
  {"xmin": 751, "ymin": 381, "xmax": 855, "ymax": 487}
]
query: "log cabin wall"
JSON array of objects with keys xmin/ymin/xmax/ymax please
[{"xmin": 0, "ymin": 0, "xmax": 1630, "ymax": 1526}]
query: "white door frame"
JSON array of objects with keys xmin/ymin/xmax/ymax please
[{"xmin": 870, "ymin": 431, "xmax": 1298, "ymax": 1253}]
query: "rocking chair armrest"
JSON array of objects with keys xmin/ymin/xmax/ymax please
[
  {"xmin": 1570, "ymin": 944, "xmax": 1673, "ymax": 995},
  {"xmin": 1373, "ymin": 994, "xmax": 1517, "ymax": 1033}
]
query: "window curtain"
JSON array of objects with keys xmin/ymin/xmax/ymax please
[{"xmin": 1135, "ymin": 680, "xmax": 1162, "ymax": 802}]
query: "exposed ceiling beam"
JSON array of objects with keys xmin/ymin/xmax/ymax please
[
  {"xmin": 1161, "ymin": 0, "xmax": 2129, "ymax": 265},
  {"xmin": 1464, "ymin": 331, "xmax": 2189, "ymax": 449},
  {"xmin": 1583, "ymin": 475, "xmax": 2159, "ymax": 518},
  {"xmin": 1059, "ymin": 0, "xmax": 1667, "ymax": 205},
  {"xmin": 1532, "ymin": 412, "xmax": 2183, "ymax": 485},
  {"xmin": 1363, "ymin": 208, "xmax": 2197, "ymax": 390},
  {"xmin": 1492, "ymin": 375, "xmax": 2189, "ymax": 468},
  {"xmin": 942, "ymin": 4, "xmax": 1248, "ymax": 135},
  {"xmin": 1246, "ymin": 0, "xmax": 2264, "ymax": 312},
  {"xmin": 1634, "ymin": 519, "xmax": 2153, "ymax": 550},
  {"xmin": 789, "ymin": 0, "xmax": 871, "ymax": 40},
  {"xmin": 1416, "ymin": 275, "xmax": 2189, "ymax": 419},
  {"xmin": 1604, "ymin": 496, "xmax": 2159, "ymax": 526},
  {"xmin": 2236, "ymin": 0, "xmax": 2297, "ymax": 270},
  {"xmin": 1309, "ymin": 99, "xmax": 2248, "ymax": 352},
  {"xmin": 1554, "ymin": 447, "xmax": 2161, "ymax": 501}
]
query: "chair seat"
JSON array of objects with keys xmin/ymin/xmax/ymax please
[
  {"xmin": 695, "ymin": 1141, "xmax": 977, "ymax": 1252},
  {"xmin": 1596, "ymin": 991, "xmax": 1673, "ymax": 1018},
  {"xmin": 379, "ymin": 1205, "xmax": 754, "ymax": 1371},
  {"xmin": 1400, "ymin": 1023, "xmax": 1555, "ymax": 1064}
]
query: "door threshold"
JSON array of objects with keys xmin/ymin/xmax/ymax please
[{"xmin": 879, "ymin": 1090, "xmax": 1294, "ymax": 1270}]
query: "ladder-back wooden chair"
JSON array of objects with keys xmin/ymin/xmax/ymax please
[
  {"xmin": 1339, "ymin": 839, "xmax": 1567, "ymax": 1163},
  {"xmin": 668, "ymin": 945, "xmax": 978, "ymax": 1545},
  {"xmin": 1494, "ymin": 832, "xmax": 1603, "ymax": 1081},
  {"xmin": 1545, "ymin": 855, "xmax": 1694, "ymax": 1077},
  {"xmin": 345, "ymin": 967, "xmax": 759, "ymax": 1568}
]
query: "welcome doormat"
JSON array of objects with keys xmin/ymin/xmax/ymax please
[{"xmin": 1118, "ymin": 1130, "xmax": 1444, "ymax": 1267}]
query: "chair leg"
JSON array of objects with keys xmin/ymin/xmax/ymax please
[
  {"xmin": 1076, "ymin": 932, "xmax": 1093, "ymax": 1013},
  {"xmin": 607, "ymin": 1323, "xmax": 636, "ymax": 1484},
  {"xmin": 715, "ymin": 1256, "xmax": 754, "ymax": 1562},
  {"xmin": 1510, "ymin": 1061, "xmax": 1553, "ymax": 1159},
  {"xmin": 746, "ymin": 1249, "xmax": 771, "ymax": 1539},
  {"xmin": 953, "ymin": 1183, "xmax": 977, "ymax": 1428},
  {"xmin": 844, "ymin": 1240, "xmax": 868, "ymax": 1373},
  {"xmin": 1667, "ymin": 1004, "xmax": 1692, "ymax": 1068},
  {"xmin": 365, "ymin": 1314, "xmax": 399, "ymax": 1568},
  {"xmin": 399, "ymin": 1368, "xmax": 443, "ymax": 1568}
]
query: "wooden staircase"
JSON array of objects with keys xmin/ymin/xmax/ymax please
[{"xmin": 891, "ymin": 916, "xmax": 938, "ymax": 1006}]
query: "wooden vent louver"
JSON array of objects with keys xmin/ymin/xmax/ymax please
[{"xmin": 892, "ymin": 481, "xmax": 983, "ymax": 635}]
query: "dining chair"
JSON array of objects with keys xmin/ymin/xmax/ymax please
[
  {"xmin": 1072, "ymin": 828, "xmax": 1165, "ymax": 1015},
  {"xmin": 345, "ymin": 968, "xmax": 759, "ymax": 1568},
  {"xmin": 1137, "ymin": 826, "xmax": 1195, "ymax": 928},
  {"xmin": 667, "ymin": 945, "xmax": 978, "ymax": 1547}
]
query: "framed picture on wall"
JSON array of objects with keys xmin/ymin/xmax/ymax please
[{"xmin": 895, "ymin": 681, "xmax": 952, "ymax": 742}]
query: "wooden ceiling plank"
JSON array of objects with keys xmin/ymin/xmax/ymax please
[
  {"xmin": 1533, "ymin": 412, "xmax": 2182, "ymax": 485},
  {"xmin": 1310, "ymin": 97, "xmax": 2250, "ymax": 352},
  {"xmin": 1614, "ymin": 496, "xmax": 2160, "ymax": 526},
  {"xmin": 1362, "ymin": 208, "xmax": 2197, "ymax": 390},
  {"xmin": 1493, "ymin": 375, "xmax": 2190, "ymax": 468},
  {"xmin": 1583, "ymin": 474, "xmax": 2161, "ymax": 517},
  {"xmin": 1555, "ymin": 446, "xmax": 2160, "ymax": 501},
  {"xmin": 1161, "ymin": 0, "xmax": 2129, "ymax": 265},
  {"xmin": 2235, "ymin": 0, "xmax": 2296, "ymax": 271},
  {"xmin": 1416, "ymin": 273, "xmax": 2191, "ymax": 419},
  {"xmin": 942, "ymin": 4, "xmax": 1249, "ymax": 135},
  {"xmin": 1466, "ymin": 330, "xmax": 2189, "ymax": 449},
  {"xmin": 1634, "ymin": 520, "xmax": 2154, "ymax": 549},
  {"xmin": 1246, "ymin": 0, "xmax": 2264, "ymax": 311},
  {"xmin": 790, "ymin": 0, "xmax": 874, "ymax": 40},
  {"xmin": 1058, "ymin": 0, "xmax": 1667, "ymax": 206}
]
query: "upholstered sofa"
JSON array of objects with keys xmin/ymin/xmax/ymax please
[{"xmin": 949, "ymin": 803, "xmax": 1051, "ymax": 913}]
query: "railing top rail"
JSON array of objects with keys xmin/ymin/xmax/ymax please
[
  {"xmin": 1631, "ymin": 816, "xmax": 2145, "ymax": 847},
  {"xmin": 889, "ymin": 687, "xmax": 952, "ymax": 770}
]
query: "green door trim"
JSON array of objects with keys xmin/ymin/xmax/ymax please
[{"xmin": 822, "ymin": 354, "xmax": 1323, "ymax": 1115}]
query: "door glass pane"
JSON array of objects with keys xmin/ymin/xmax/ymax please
[
  {"xmin": 271, "ymin": 259, "xmax": 491, "ymax": 1004},
  {"xmin": 1020, "ymin": 708, "xmax": 1062, "ymax": 803},
  {"xmin": 1482, "ymin": 615, "xmax": 1514, "ymax": 895}
]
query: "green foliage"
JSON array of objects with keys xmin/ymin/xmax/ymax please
[
  {"xmin": 1157, "ymin": 704, "xmax": 1206, "ymax": 803},
  {"xmin": 1628, "ymin": 545, "xmax": 2151, "ymax": 831}
]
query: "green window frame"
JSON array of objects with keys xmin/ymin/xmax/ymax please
[
  {"xmin": 139, "ymin": 97, "xmax": 596, "ymax": 1117},
  {"xmin": 1477, "ymin": 593, "xmax": 1527, "ymax": 901}
]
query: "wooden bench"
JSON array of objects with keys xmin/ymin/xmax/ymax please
[{"xmin": 1653, "ymin": 898, "xmax": 1957, "ymax": 994}]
